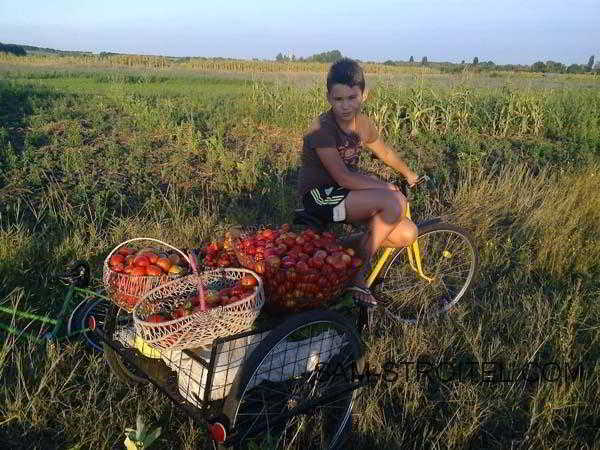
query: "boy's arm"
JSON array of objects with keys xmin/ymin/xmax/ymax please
[
  {"xmin": 315, "ymin": 147, "xmax": 399, "ymax": 191},
  {"xmin": 366, "ymin": 138, "xmax": 419, "ymax": 186}
]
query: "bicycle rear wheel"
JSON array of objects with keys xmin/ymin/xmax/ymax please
[
  {"xmin": 67, "ymin": 296, "xmax": 110, "ymax": 352},
  {"xmin": 374, "ymin": 221, "xmax": 479, "ymax": 325},
  {"xmin": 222, "ymin": 310, "xmax": 363, "ymax": 450}
]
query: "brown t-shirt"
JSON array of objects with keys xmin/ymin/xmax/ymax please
[{"xmin": 297, "ymin": 109, "xmax": 379, "ymax": 198}]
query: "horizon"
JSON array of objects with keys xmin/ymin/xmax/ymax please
[{"xmin": 1, "ymin": 0, "xmax": 599, "ymax": 66}]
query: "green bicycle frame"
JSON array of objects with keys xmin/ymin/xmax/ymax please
[{"xmin": 0, "ymin": 286, "xmax": 111, "ymax": 343}]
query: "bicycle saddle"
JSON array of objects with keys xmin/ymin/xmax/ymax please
[{"xmin": 292, "ymin": 209, "xmax": 328, "ymax": 232}]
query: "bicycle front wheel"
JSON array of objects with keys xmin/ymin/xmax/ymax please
[
  {"xmin": 222, "ymin": 310, "xmax": 363, "ymax": 450},
  {"xmin": 374, "ymin": 221, "xmax": 479, "ymax": 325}
]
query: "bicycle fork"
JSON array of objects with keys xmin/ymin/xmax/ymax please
[{"xmin": 364, "ymin": 203, "xmax": 434, "ymax": 288}]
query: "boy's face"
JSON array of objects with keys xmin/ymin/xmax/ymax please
[{"xmin": 327, "ymin": 83, "xmax": 364, "ymax": 122}]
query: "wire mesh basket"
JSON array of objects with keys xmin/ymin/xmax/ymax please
[
  {"xmin": 233, "ymin": 225, "xmax": 360, "ymax": 315},
  {"xmin": 103, "ymin": 238, "xmax": 192, "ymax": 313},
  {"xmin": 133, "ymin": 268, "xmax": 265, "ymax": 351}
]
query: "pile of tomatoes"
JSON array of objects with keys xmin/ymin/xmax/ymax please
[
  {"xmin": 144, "ymin": 274, "xmax": 259, "ymax": 323},
  {"xmin": 234, "ymin": 224, "xmax": 363, "ymax": 313},
  {"xmin": 201, "ymin": 241, "xmax": 240, "ymax": 269},
  {"xmin": 108, "ymin": 246, "xmax": 189, "ymax": 276},
  {"xmin": 106, "ymin": 246, "xmax": 192, "ymax": 310}
]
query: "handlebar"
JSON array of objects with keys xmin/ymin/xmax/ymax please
[{"xmin": 400, "ymin": 175, "xmax": 431, "ymax": 198}]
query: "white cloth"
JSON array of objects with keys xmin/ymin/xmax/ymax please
[{"xmin": 163, "ymin": 329, "xmax": 345, "ymax": 404}]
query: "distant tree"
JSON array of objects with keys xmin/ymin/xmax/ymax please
[
  {"xmin": 460, "ymin": 60, "xmax": 465, "ymax": 65},
  {"xmin": 309, "ymin": 49, "xmax": 343, "ymax": 63},
  {"xmin": 472, "ymin": 56, "xmax": 479, "ymax": 65},
  {"xmin": 383, "ymin": 60, "xmax": 396, "ymax": 66},
  {"xmin": 0, "ymin": 43, "xmax": 26, "ymax": 56},
  {"xmin": 531, "ymin": 61, "xmax": 546, "ymax": 72},
  {"xmin": 421, "ymin": 56, "xmax": 428, "ymax": 66},
  {"xmin": 587, "ymin": 55, "xmax": 595, "ymax": 71},
  {"xmin": 275, "ymin": 52, "xmax": 284, "ymax": 61},
  {"xmin": 545, "ymin": 60, "xmax": 566, "ymax": 73},
  {"xmin": 567, "ymin": 64, "xmax": 586, "ymax": 74},
  {"xmin": 409, "ymin": 55, "xmax": 414, "ymax": 63}
]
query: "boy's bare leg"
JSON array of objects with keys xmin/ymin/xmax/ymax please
[
  {"xmin": 381, "ymin": 218, "xmax": 418, "ymax": 248},
  {"xmin": 343, "ymin": 189, "xmax": 408, "ymax": 304}
]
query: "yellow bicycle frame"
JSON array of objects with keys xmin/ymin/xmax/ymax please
[{"xmin": 364, "ymin": 201, "xmax": 434, "ymax": 288}]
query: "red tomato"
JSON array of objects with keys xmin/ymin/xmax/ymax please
[
  {"xmin": 110, "ymin": 254, "xmax": 125, "ymax": 267},
  {"xmin": 296, "ymin": 261, "xmax": 309, "ymax": 273},
  {"xmin": 266, "ymin": 256, "xmax": 281, "ymax": 269},
  {"xmin": 131, "ymin": 266, "xmax": 147, "ymax": 276},
  {"xmin": 146, "ymin": 264, "xmax": 163, "ymax": 276},
  {"xmin": 141, "ymin": 252, "xmax": 159, "ymax": 264},
  {"xmin": 133, "ymin": 255, "xmax": 150, "ymax": 267},
  {"xmin": 218, "ymin": 256, "xmax": 231, "ymax": 267},
  {"xmin": 240, "ymin": 274, "xmax": 258, "ymax": 287},
  {"xmin": 117, "ymin": 247, "xmax": 136, "ymax": 257},
  {"xmin": 172, "ymin": 307, "xmax": 190, "ymax": 319},
  {"xmin": 255, "ymin": 261, "xmax": 265, "ymax": 274},
  {"xmin": 146, "ymin": 314, "xmax": 167, "ymax": 323},
  {"xmin": 155, "ymin": 257, "xmax": 172, "ymax": 272}
]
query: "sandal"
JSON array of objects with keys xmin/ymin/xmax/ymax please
[{"xmin": 345, "ymin": 285, "xmax": 378, "ymax": 307}]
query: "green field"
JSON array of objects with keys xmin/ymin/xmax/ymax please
[{"xmin": 1, "ymin": 61, "xmax": 599, "ymax": 449}]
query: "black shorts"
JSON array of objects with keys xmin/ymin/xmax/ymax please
[{"xmin": 302, "ymin": 185, "xmax": 350, "ymax": 223}]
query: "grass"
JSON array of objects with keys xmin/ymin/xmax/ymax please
[{"xmin": 1, "ymin": 63, "xmax": 599, "ymax": 449}]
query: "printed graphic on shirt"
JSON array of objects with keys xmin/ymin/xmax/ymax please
[{"xmin": 337, "ymin": 131, "xmax": 361, "ymax": 166}]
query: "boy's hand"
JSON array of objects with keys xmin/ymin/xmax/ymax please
[{"xmin": 405, "ymin": 172, "xmax": 419, "ymax": 187}]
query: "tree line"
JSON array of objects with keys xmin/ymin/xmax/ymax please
[
  {"xmin": 0, "ymin": 43, "xmax": 26, "ymax": 56},
  {"xmin": 1, "ymin": 43, "xmax": 597, "ymax": 74}
]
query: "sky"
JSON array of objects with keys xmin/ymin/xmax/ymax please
[{"xmin": 1, "ymin": 0, "xmax": 598, "ymax": 66}]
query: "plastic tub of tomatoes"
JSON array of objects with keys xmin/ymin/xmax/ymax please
[
  {"xmin": 103, "ymin": 238, "xmax": 193, "ymax": 313},
  {"xmin": 132, "ymin": 268, "xmax": 265, "ymax": 350},
  {"xmin": 233, "ymin": 224, "xmax": 364, "ymax": 315}
]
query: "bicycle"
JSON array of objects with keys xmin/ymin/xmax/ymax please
[
  {"xmin": 294, "ymin": 176, "xmax": 480, "ymax": 325},
  {"xmin": 90, "ymin": 176, "xmax": 479, "ymax": 449},
  {"xmin": 0, "ymin": 261, "xmax": 109, "ymax": 350}
]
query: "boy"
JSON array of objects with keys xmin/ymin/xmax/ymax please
[{"xmin": 297, "ymin": 58, "xmax": 419, "ymax": 306}]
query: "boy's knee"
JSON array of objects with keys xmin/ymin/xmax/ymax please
[{"xmin": 405, "ymin": 221, "xmax": 418, "ymax": 243}]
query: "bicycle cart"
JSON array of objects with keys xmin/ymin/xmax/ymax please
[{"xmin": 89, "ymin": 178, "xmax": 479, "ymax": 449}]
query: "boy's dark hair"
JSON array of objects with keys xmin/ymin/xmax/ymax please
[{"xmin": 326, "ymin": 58, "xmax": 365, "ymax": 93}]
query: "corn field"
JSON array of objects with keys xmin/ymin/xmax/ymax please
[{"xmin": 0, "ymin": 53, "xmax": 435, "ymax": 74}]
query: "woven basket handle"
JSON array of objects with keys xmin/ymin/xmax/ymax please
[{"xmin": 105, "ymin": 237, "xmax": 193, "ymax": 270}]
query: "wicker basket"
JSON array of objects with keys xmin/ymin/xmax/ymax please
[
  {"xmin": 103, "ymin": 238, "xmax": 192, "ymax": 313},
  {"xmin": 132, "ymin": 268, "xmax": 265, "ymax": 350}
]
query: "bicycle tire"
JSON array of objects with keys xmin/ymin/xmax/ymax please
[
  {"xmin": 373, "ymin": 221, "xmax": 479, "ymax": 325},
  {"xmin": 103, "ymin": 303, "xmax": 150, "ymax": 385},
  {"xmin": 221, "ymin": 310, "xmax": 363, "ymax": 450}
]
